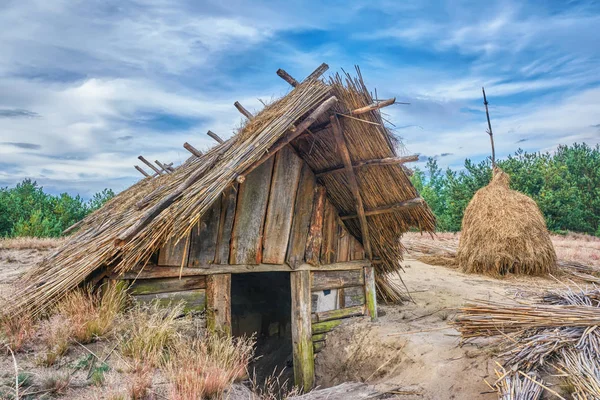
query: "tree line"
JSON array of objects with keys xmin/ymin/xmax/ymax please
[
  {"xmin": 411, "ymin": 143, "xmax": 600, "ymax": 236},
  {"xmin": 0, "ymin": 179, "xmax": 115, "ymax": 237}
]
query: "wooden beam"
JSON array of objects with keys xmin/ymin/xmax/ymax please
[
  {"xmin": 305, "ymin": 63, "xmax": 329, "ymax": 82},
  {"xmin": 276, "ymin": 68, "xmax": 299, "ymax": 87},
  {"xmin": 183, "ymin": 142, "xmax": 203, "ymax": 157},
  {"xmin": 351, "ymin": 98, "xmax": 400, "ymax": 115},
  {"xmin": 234, "ymin": 101, "xmax": 254, "ymax": 120},
  {"xmin": 314, "ymin": 155, "xmax": 419, "ymax": 178},
  {"xmin": 237, "ymin": 96, "xmax": 338, "ymax": 182},
  {"xmin": 291, "ymin": 270, "xmax": 315, "ymax": 390},
  {"xmin": 330, "ymin": 114, "xmax": 372, "ymax": 260},
  {"xmin": 206, "ymin": 274, "xmax": 231, "ymax": 335},
  {"xmin": 340, "ymin": 197, "xmax": 425, "ymax": 220},
  {"xmin": 154, "ymin": 160, "xmax": 172, "ymax": 174},
  {"xmin": 364, "ymin": 266, "xmax": 377, "ymax": 321},
  {"xmin": 138, "ymin": 156, "xmax": 163, "ymax": 175},
  {"xmin": 207, "ymin": 130, "xmax": 224, "ymax": 144},
  {"xmin": 134, "ymin": 165, "xmax": 150, "ymax": 177},
  {"xmin": 111, "ymin": 260, "xmax": 370, "ymax": 280},
  {"xmin": 311, "ymin": 305, "xmax": 365, "ymax": 323},
  {"xmin": 305, "ymin": 186, "xmax": 326, "ymax": 266},
  {"xmin": 62, "ymin": 219, "xmax": 84, "ymax": 235}
]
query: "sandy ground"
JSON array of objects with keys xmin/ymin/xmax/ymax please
[{"xmin": 315, "ymin": 259, "xmax": 561, "ymax": 399}]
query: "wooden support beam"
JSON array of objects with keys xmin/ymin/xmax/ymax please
[
  {"xmin": 364, "ymin": 266, "xmax": 377, "ymax": 321},
  {"xmin": 154, "ymin": 160, "xmax": 172, "ymax": 174},
  {"xmin": 351, "ymin": 98, "xmax": 400, "ymax": 115},
  {"xmin": 206, "ymin": 274, "xmax": 231, "ymax": 335},
  {"xmin": 330, "ymin": 114, "xmax": 372, "ymax": 260},
  {"xmin": 311, "ymin": 305, "xmax": 365, "ymax": 323},
  {"xmin": 134, "ymin": 165, "xmax": 150, "ymax": 177},
  {"xmin": 340, "ymin": 197, "xmax": 425, "ymax": 220},
  {"xmin": 305, "ymin": 63, "xmax": 329, "ymax": 82},
  {"xmin": 237, "ymin": 96, "xmax": 338, "ymax": 182},
  {"xmin": 314, "ymin": 155, "xmax": 419, "ymax": 178},
  {"xmin": 234, "ymin": 101, "xmax": 254, "ymax": 120},
  {"xmin": 183, "ymin": 142, "xmax": 203, "ymax": 157},
  {"xmin": 276, "ymin": 68, "xmax": 299, "ymax": 87},
  {"xmin": 207, "ymin": 130, "xmax": 224, "ymax": 144},
  {"xmin": 138, "ymin": 156, "xmax": 163, "ymax": 175},
  {"xmin": 291, "ymin": 270, "xmax": 315, "ymax": 390}
]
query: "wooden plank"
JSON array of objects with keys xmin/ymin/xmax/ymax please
[
  {"xmin": 206, "ymin": 274, "xmax": 231, "ymax": 334},
  {"xmin": 320, "ymin": 202, "xmax": 337, "ymax": 264},
  {"xmin": 349, "ymin": 236, "xmax": 365, "ymax": 261},
  {"xmin": 364, "ymin": 266, "xmax": 377, "ymax": 321},
  {"xmin": 291, "ymin": 270, "xmax": 315, "ymax": 390},
  {"xmin": 157, "ymin": 236, "xmax": 190, "ymax": 267},
  {"xmin": 188, "ymin": 199, "xmax": 221, "ymax": 266},
  {"xmin": 134, "ymin": 290, "xmax": 205, "ymax": 313},
  {"xmin": 230, "ymin": 157, "xmax": 274, "ymax": 264},
  {"xmin": 340, "ymin": 197, "xmax": 425, "ymax": 220},
  {"xmin": 129, "ymin": 276, "xmax": 206, "ymax": 295},
  {"xmin": 311, "ymin": 270, "xmax": 364, "ymax": 291},
  {"xmin": 287, "ymin": 164, "xmax": 317, "ymax": 269},
  {"xmin": 311, "ymin": 320, "xmax": 342, "ymax": 335},
  {"xmin": 215, "ymin": 185, "xmax": 237, "ymax": 264},
  {"xmin": 305, "ymin": 186, "xmax": 326, "ymax": 265},
  {"xmin": 336, "ymin": 224, "xmax": 350, "ymax": 263},
  {"xmin": 312, "ymin": 333, "xmax": 326, "ymax": 342},
  {"xmin": 113, "ymin": 260, "xmax": 371, "ymax": 280},
  {"xmin": 311, "ymin": 305, "xmax": 364, "ymax": 323},
  {"xmin": 330, "ymin": 115, "xmax": 372, "ymax": 260},
  {"xmin": 262, "ymin": 146, "xmax": 304, "ymax": 264},
  {"xmin": 344, "ymin": 286, "xmax": 366, "ymax": 307}
]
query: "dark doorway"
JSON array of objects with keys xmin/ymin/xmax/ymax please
[{"xmin": 231, "ymin": 272, "xmax": 293, "ymax": 386}]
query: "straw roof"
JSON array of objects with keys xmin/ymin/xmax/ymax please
[{"xmin": 13, "ymin": 64, "xmax": 435, "ymax": 316}]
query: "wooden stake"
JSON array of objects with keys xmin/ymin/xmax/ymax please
[
  {"xmin": 234, "ymin": 101, "xmax": 254, "ymax": 120},
  {"xmin": 183, "ymin": 142, "xmax": 203, "ymax": 157},
  {"xmin": 305, "ymin": 63, "xmax": 329, "ymax": 82},
  {"xmin": 340, "ymin": 197, "xmax": 424, "ymax": 220},
  {"xmin": 207, "ymin": 130, "xmax": 224, "ymax": 144},
  {"xmin": 277, "ymin": 69, "xmax": 299, "ymax": 87},
  {"xmin": 350, "ymin": 98, "xmax": 400, "ymax": 115},
  {"xmin": 364, "ymin": 266, "xmax": 377, "ymax": 320},
  {"xmin": 291, "ymin": 270, "xmax": 315, "ymax": 390},
  {"xmin": 138, "ymin": 156, "xmax": 163, "ymax": 175},
  {"xmin": 314, "ymin": 155, "xmax": 419, "ymax": 178},
  {"xmin": 330, "ymin": 114, "xmax": 372, "ymax": 260},
  {"xmin": 134, "ymin": 165, "xmax": 150, "ymax": 177},
  {"xmin": 206, "ymin": 274, "xmax": 231, "ymax": 335},
  {"xmin": 482, "ymin": 87, "xmax": 496, "ymax": 168},
  {"xmin": 154, "ymin": 160, "xmax": 172, "ymax": 174}
]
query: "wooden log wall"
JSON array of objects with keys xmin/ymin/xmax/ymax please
[{"xmin": 155, "ymin": 144, "xmax": 365, "ymax": 270}]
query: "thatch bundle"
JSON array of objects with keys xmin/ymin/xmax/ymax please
[{"xmin": 457, "ymin": 168, "xmax": 556, "ymax": 276}]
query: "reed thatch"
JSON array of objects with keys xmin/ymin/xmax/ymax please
[
  {"xmin": 11, "ymin": 65, "xmax": 435, "ymax": 317},
  {"xmin": 457, "ymin": 168, "xmax": 556, "ymax": 276}
]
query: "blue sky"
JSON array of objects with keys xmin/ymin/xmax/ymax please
[{"xmin": 1, "ymin": 0, "xmax": 599, "ymax": 197}]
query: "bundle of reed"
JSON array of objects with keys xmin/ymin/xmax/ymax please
[
  {"xmin": 491, "ymin": 365, "xmax": 544, "ymax": 400},
  {"xmin": 556, "ymin": 349, "xmax": 600, "ymax": 399}
]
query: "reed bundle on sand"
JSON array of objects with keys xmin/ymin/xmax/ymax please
[
  {"xmin": 9, "ymin": 65, "xmax": 436, "ymax": 317},
  {"xmin": 457, "ymin": 168, "xmax": 557, "ymax": 276},
  {"xmin": 491, "ymin": 366, "xmax": 544, "ymax": 400}
]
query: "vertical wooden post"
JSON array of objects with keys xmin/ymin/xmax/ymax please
[
  {"xmin": 290, "ymin": 270, "xmax": 315, "ymax": 390},
  {"xmin": 364, "ymin": 266, "xmax": 377, "ymax": 321},
  {"xmin": 206, "ymin": 274, "xmax": 231, "ymax": 335}
]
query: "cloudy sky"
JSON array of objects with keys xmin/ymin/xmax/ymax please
[{"xmin": 1, "ymin": 0, "xmax": 599, "ymax": 197}]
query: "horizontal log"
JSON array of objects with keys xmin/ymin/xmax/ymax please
[
  {"xmin": 350, "ymin": 98, "xmax": 397, "ymax": 115},
  {"xmin": 340, "ymin": 197, "xmax": 425, "ymax": 220},
  {"xmin": 183, "ymin": 142, "xmax": 203, "ymax": 157},
  {"xmin": 138, "ymin": 155, "xmax": 163, "ymax": 175},
  {"xmin": 135, "ymin": 165, "xmax": 150, "ymax": 178},
  {"xmin": 234, "ymin": 101, "xmax": 254, "ymax": 120},
  {"xmin": 312, "ymin": 319, "xmax": 342, "ymax": 335},
  {"xmin": 311, "ymin": 305, "xmax": 364, "ymax": 323},
  {"xmin": 111, "ymin": 260, "xmax": 370, "ymax": 280},
  {"xmin": 134, "ymin": 289, "xmax": 205, "ymax": 313},
  {"xmin": 311, "ymin": 270, "xmax": 364, "ymax": 291},
  {"xmin": 207, "ymin": 130, "xmax": 224, "ymax": 144},
  {"xmin": 277, "ymin": 69, "xmax": 299, "ymax": 87},
  {"xmin": 129, "ymin": 276, "xmax": 206, "ymax": 295},
  {"xmin": 312, "ymin": 333, "xmax": 326, "ymax": 342},
  {"xmin": 314, "ymin": 155, "xmax": 419, "ymax": 178}
]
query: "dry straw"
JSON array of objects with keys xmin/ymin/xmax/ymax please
[{"xmin": 457, "ymin": 168, "xmax": 556, "ymax": 276}]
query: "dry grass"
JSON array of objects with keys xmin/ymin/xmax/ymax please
[
  {"xmin": 166, "ymin": 333, "xmax": 254, "ymax": 400},
  {"xmin": 0, "ymin": 236, "xmax": 64, "ymax": 249},
  {"xmin": 0, "ymin": 314, "xmax": 36, "ymax": 352},
  {"xmin": 37, "ymin": 315, "xmax": 72, "ymax": 366},
  {"xmin": 119, "ymin": 301, "xmax": 183, "ymax": 367}
]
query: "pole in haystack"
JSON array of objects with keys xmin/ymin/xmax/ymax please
[{"xmin": 482, "ymin": 87, "xmax": 496, "ymax": 168}]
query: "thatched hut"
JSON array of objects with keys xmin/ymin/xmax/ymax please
[
  {"xmin": 13, "ymin": 64, "xmax": 435, "ymax": 388},
  {"xmin": 457, "ymin": 168, "xmax": 556, "ymax": 276}
]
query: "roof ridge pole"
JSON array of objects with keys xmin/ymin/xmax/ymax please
[
  {"xmin": 138, "ymin": 155, "xmax": 163, "ymax": 175},
  {"xmin": 234, "ymin": 101, "xmax": 254, "ymax": 120},
  {"xmin": 329, "ymin": 114, "xmax": 372, "ymax": 261},
  {"xmin": 207, "ymin": 130, "xmax": 224, "ymax": 144}
]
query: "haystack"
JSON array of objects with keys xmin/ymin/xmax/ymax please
[{"xmin": 457, "ymin": 168, "xmax": 556, "ymax": 276}]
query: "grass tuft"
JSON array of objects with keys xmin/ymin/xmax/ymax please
[{"xmin": 0, "ymin": 314, "xmax": 36, "ymax": 352}]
